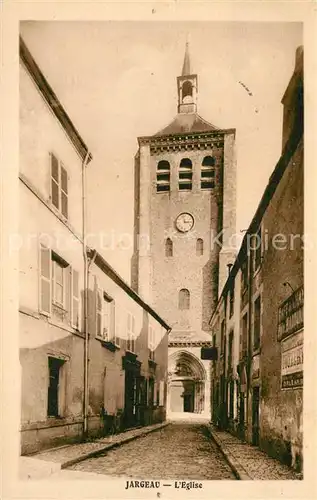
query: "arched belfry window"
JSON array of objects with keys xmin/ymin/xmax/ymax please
[
  {"xmin": 179, "ymin": 289, "xmax": 190, "ymax": 310},
  {"xmin": 182, "ymin": 81, "xmax": 193, "ymax": 101},
  {"xmin": 156, "ymin": 160, "xmax": 170, "ymax": 193},
  {"xmin": 165, "ymin": 238, "xmax": 173, "ymax": 257},
  {"xmin": 196, "ymin": 238, "xmax": 204, "ymax": 256},
  {"xmin": 201, "ymin": 156, "xmax": 216, "ymax": 189},
  {"xmin": 179, "ymin": 158, "xmax": 192, "ymax": 191}
]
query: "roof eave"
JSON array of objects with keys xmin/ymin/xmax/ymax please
[{"xmin": 19, "ymin": 36, "xmax": 92, "ymax": 164}]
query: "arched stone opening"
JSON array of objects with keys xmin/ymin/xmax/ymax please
[{"xmin": 167, "ymin": 350, "xmax": 207, "ymax": 415}]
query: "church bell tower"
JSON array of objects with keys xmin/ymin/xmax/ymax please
[{"xmin": 132, "ymin": 42, "xmax": 237, "ymax": 418}]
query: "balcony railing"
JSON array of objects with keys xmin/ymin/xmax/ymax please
[{"xmin": 277, "ymin": 285, "xmax": 304, "ymax": 341}]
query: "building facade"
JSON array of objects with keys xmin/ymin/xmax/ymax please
[
  {"xmin": 19, "ymin": 37, "xmax": 170, "ymax": 455},
  {"xmin": 132, "ymin": 43, "xmax": 237, "ymax": 418},
  {"xmin": 210, "ymin": 47, "xmax": 303, "ymax": 471},
  {"xmin": 86, "ymin": 250, "xmax": 170, "ymax": 436}
]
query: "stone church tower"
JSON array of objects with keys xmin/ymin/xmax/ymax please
[{"xmin": 132, "ymin": 43, "xmax": 236, "ymax": 418}]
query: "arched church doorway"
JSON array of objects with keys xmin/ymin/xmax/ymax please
[{"xmin": 168, "ymin": 351, "xmax": 206, "ymax": 415}]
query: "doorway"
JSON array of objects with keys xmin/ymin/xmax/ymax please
[
  {"xmin": 252, "ymin": 386, "xmax": 260, "ymax": 446},
  {"xmin": 183, "ymin": 380, "xmax": 195, "ymax": 413}
]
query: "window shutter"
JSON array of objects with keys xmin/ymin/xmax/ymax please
[
  {"xmin": 39, "ymin": 244, "xmax": 51, "ymax": 315},
  {"xmin": 65, "ymin": 265, "xmax": 72, "ymax": 321},
  {"xmin": 60, "ymin": 164, "xmax": 68, "ymax": 219},
  {"xmin": 51, "ymin": 153, "xmax": 59, "ymax": 210},
  {"xmin": 96, "ymin": 287, "xmax": 103, "ymax": 337},
  {"xmin": 72, "ymin": 269, "xmax": 79, "ymax": 329},
  {"xmin": 114, "ymin": 303, "xmax": 121, "ymax": 346},
  {"xmin": 103, "ymin": 301, "xmax": 110, "ymax": 340},
  {"xmin": 110, "ymin": 301, "xmax": 116, "ymax": 343}
]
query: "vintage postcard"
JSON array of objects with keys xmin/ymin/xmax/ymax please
[{"xmin": 1, "ymin": 2, "xmax": 316, "ymax": 500}]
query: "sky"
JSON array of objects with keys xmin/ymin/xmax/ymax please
[{"xmin": 20, "ymin": 21, "xmax": 303, "ymax": 281}]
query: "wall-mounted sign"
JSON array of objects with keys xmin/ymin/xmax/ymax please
[
  {"xmin": 277, "ymin": 285, "xmax": 303, "ymax": 341},
  {"xmin": 201, "ymin": 347, "xmax": 218, "ymax": 361},
  {"xmin": 281, "ymin": 340, "xmax": 303, "ymax": 390}
]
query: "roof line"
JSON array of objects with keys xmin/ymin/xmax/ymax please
[
  {"xmin": 211, "ymin": 126, "xmax": 303, "ymax": 322},
  {"xmin": 19, "ymin": 36, "xmax": 92, "ymax": 164},
  {"xmin": 87, "ymin": 248, "xmax": 171, "ymax": 332},
  {"xmin": 138, "ymin": 127, "xmax": 236, "ymax": 143}
]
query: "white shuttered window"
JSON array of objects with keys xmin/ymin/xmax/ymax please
[
  {"xmin": 50, "ymin": 153, "xmax": 68, "ymax": 219},
  {"xmin": 39, "ymin": 244, "xmax": 51, "ymax": 315},
  {"xmin": 39, "ymin": 243, "xmax": 79, "ymax": 327}
]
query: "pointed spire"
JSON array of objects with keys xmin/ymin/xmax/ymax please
[{"xmin": 182, "ymin": 41, "xmax": 191, "ymax": 76}]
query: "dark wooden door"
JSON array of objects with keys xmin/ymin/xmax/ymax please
[{"xmin": 252, "ymin": 387, "xmax": 260, "ymax": 446}]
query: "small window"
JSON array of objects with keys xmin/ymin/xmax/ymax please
[
  {"xmin": 201, "ymin": 156, "xmax": 216, "ymax": 189},
  {"xmin": 196, "ymin": 238, "xmax": 204, "ymax": 256},
  {"xmin": 165, "ymin": 238, "xmax": 173, "ymax": 257},
  {"xmin": 51, "ymin": 253, "xmax": 69, "ymax": 311},
  {"xmin": 96, "ymin": 289, "xmax": 117, "ymax": 345},
  {"xmin": 242, "ymin": 313, "xmax": 248, "ymax": 357},
  {"xmin": 253, "ymin": 295, "xmax": 261, "ymax": 351},
  {"xmin": 156, "ymin": 160, "xmax": 170, "ymax": 193},
  {"xmin": 50, "ymin": 153, "xmax": 68, "ymax": 218},
  {"xmin": 179, "ymin": 158, "xmax": 192, "ymax": 191},
  {"xmin": 179, "ymin": 288, "xmax": 190, "ymax": 310},
  {"xmin": 47, "ymin": 357, "xmax": 65, "ymax": 417}
]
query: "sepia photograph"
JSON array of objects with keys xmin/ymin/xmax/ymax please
[{"xmin": 2, "ymin": 7, "xmax": 313, "ymax": 498}]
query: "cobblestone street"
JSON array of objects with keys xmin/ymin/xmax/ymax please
[{"xmin": 67, "ymin": 423, "xmax": 236, "ymax": 480}]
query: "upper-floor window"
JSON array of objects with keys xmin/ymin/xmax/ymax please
[
  {"xmin": 253, "ymin": 295, "xmax": 261, "ymax": 351},
  {"xmin": 39, "ymin": 243, "xmax": 79, "ymax": 328},
  {"xmin": 196, "ymin": 238, "xmax": 204, "ymax": 256},
  {"xmin": 127, "ymin": 312, "xmax": 136, "ymax": 353},
  {"xmin": 220, "ymin": 319, "xmax": 225, "ymax": 355},
  {"xmin": 179, "ymin": 288, "xmax": 190, "ymax": 310},
  {"xmin": 179, "ymin": 158, "xmax": 192, "ymax": 191},
  {"xmin": 253, "ymin": 226, "xmax": 262, "ymax": 272},
  {"xmin": 228, "ymin": 331, "xmax": 234, "ymax": 371},
  {"xmin": 156, "ymin": 160, "xmax": 170, "ymax": 193},
  {"xmin": 165, "ymin": 238, "xmax": 173, "ymax": 257},
  {"xmin": 50, "ymin": 153, "xmax": 68, "ymax": 218},
  {"xmin": 201, "ymin": 156, "xmax": 215, "ymax": 189},
  {"xmin": 148, "ymin": 325, "xmax": 155, "ymax": 361},
  {"xmin": 96, "ymin": 288, "xmax": 118, "ymax": 345},
  {"xmin": 229, "ymin": 285, "xmax": 234, "ymax": 318},
  {"xmin": 241, "ymin": 257, "xmax": 248, "ymax": 293},
  {"xmin": 241, "ymin": 312, "xmax": 248, "ymax": 357}
]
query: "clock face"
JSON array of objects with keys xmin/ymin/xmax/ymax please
[{"xmin": 176, "ymin": 212, "xmax": 194, "ymax": 233}]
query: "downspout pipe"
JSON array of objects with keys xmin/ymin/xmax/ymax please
[
  {"xmin": 82, "ymin": 150, "xmax": 91, "ymax": 439},
  {"xmin": 246, "ymin": 238, "xmax": 253, "ymax": 440}
]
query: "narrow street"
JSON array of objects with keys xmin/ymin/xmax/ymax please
[{"xmin": 67, "ymin": 422, "xmax": 236, "ymax": 480}]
